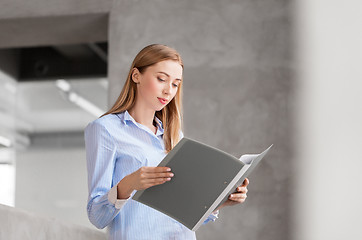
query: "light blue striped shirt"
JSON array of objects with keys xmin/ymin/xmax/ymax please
[{"xmin": 84, "ymin": 110, "xmax": 218, "ymax": 240}]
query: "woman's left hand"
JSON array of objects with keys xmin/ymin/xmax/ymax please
[{"xmin": 217, "ymin": 178, "xmax": 249, "ymax": 210}]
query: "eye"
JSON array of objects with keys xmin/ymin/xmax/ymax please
[
  {"xmin": 172, "ymin": 83, "xmax": 179, "ymax": 87},
  {"xmin": 157, "ymin": 77, "xmax": 165, "ymax": 82}
]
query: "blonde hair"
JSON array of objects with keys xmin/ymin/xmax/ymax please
[{"xmin": 100, "ymin": 44, "xmax": 184, "ymax": 153}]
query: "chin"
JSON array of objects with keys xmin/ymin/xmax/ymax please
[{"xmin": 155, "ymin": 104, "xmax": 167, "ymax": 111}]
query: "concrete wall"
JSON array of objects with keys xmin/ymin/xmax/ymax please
[
  {"xmin": 109, "ymin": 0, "xmax": 293, "ymax": 239},
  {"xmin": 0, "ymin": 0, "xmax": 111, "ymax": 19},
  {"xmin": 0, "ymin": 0, "xmax": 111, "ymax": 48},
  {"xmin": 0, "ymin": 203, "xmax": 106, "ymax": 240}
]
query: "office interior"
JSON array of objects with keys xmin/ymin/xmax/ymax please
[{"xmin": 0, "ymin": 1, "xmax": 361, "ymax": 240}]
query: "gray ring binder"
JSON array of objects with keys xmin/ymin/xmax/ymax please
[{"xmin": 132, "ymin": 137, "xmax": 273, "ymax": 231}]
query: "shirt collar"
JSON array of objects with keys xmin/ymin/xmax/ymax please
[{"xmin": 117, "ymin": 110, "xmax": 164, "ymax": 136}]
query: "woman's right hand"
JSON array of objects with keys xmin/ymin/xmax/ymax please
[
  {"xmin": 128, "ymin": 166, "xmax": 174, "ymax": 190},
  {"xmin": 117, "ymin": 166, "xmax": 174, "ymax": 199}
]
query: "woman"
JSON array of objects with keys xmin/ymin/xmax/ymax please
[{"xmin": 84, "ymin": 44, "xmax": 249, "ymax": 240}]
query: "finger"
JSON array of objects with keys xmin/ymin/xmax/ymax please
[
  {"xmin": 236, "ymin": 186, "xmax": 248, "ymax": 193},
  {"xmin": 230, "ymin": 193, "xmax": 246, "ymax": 198},
  {"xmin": 141, "ymin": 166, "xmax": 171, "ymax": 173},
  {"xmin": 144, "ymin": 181, "xmax": 167, "ymax": 189},
  {"xmin": 229, "ymin": 193, "xmax": 247, "ymax": 201},
  {"xmin": 232, "ymin": 198, "xmax": 246, "ymax": 203},
  {"xmin": 144, "ymin": 172, "xmax": 174, "ymax": 179},
  {"xmin": 141, "ymin": 178, "xmax": 170, "ymax": 188},
  {"xmin": 242, "ymin": 178, "xmax": 249, "ymax": 187},
  {"xmin": 146, "ymin": 177, "xmax": 172, "ymax": 184}
]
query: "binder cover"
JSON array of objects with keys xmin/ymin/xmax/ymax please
[{"xmin": 132, "ymin": 137, "xmax": 272, "ymax": 231}]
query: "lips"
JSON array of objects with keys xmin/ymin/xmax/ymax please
[{"xmin": 158, "ymin": 97, "xmax": 168, "ymax": 104}]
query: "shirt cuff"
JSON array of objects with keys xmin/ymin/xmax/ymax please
[
  {"xmin": 209, "ymin": 210, "xmax": 220, "ymax": 221},
  {"xmin": 108, "ymin": 184, "xmax": 130, "ymax": 209}
]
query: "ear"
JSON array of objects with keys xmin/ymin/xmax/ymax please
[{"xmin": 131, "ymin": 68, "xmax": 141, "ymax": 84}]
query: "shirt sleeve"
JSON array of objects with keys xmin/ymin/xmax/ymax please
[
  {"xmin": 84, "ymin": 121, "xmax": 130, "ymax": 229},
  {"xmin": 179, "ymin": 129, "xmax": 184, "ymax": 140},
  {"xmin": 108, "ymin": 184, "xmax": 131, "ymax": 209}
]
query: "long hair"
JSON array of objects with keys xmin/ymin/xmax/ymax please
[{"xmin": 100, "ymin": 44, "xmax": 184, "ymax": 153}]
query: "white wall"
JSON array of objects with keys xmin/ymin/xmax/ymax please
[
  {"xmin": 293, "ymin": 1, "xmax": 362, "ymax": 239},
  {"xmin": 15, "ymin": 145, "xmax": 98, "ymax": 230},
  {"xmin": 0, "ymin": 203, "xmax": 106, "ymax": 240},
  {"xmin": 0, "ymin": 69, "xmax": 17, "ymax": 206}
]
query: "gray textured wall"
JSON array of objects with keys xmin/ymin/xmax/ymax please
[
  {"xmin": 109, "ymin": 0, "xmax": 293, "ymax": 239},
  {"xmin": 0, "ymin": 0, "xmax": 111, "ymax": 19},
  {"xmin": 0, "ymin": 0, "xmax": 111, "ymax": 48}
]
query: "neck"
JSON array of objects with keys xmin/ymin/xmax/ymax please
[{"xmin": 128, "ymin": 103, "xmax": 156, "ymax": 128}]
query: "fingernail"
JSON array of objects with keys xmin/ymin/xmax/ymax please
[
  {"xmin": 167, "ymin": 168, "xmax": 171, "ymax": 171},
  {"xmin": 170, "ymin": 173, "xmax": 174, "ymax": 177},
  {"xmin": 167, "ymin": 178, "xmax": 171, "ymax": 181},
  {"xmin": 230, "ymin": 194, "xmax": 234, "ymax": 198}
]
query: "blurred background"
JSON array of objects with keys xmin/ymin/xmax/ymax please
[{"xmin": 0, "ymin": 0, "xmax": 361, "ymax": 240}]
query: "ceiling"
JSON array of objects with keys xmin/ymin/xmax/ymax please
[
  {"xmin": 0, "ymin": 41, "xmax": 108, "ymax": 134},
  {"xmin": 0, "ymin": 69, "xmax": 108, "ymax": 151},
  {"xmin": 15, "ymin": 77, "xmax": 108, "ymax": 133},
  {"xmin": 0, "ymin": 2, "xmax": 110, "ymax": 150}
]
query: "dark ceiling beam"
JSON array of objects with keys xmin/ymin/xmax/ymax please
[
  {"xmin": 18, "ymin": 44, "xmax": 107, "ymax": 81},
  {"xmin": 0, "ymin": 49, "xmax": 20, "ymax": 79},
  {"xmin": 53, "ymin": 45, "xmax": 95, "ymax": 59},
  {"xmin": 87, "ymin": 43, "xmax": 108, "ymax": 63}
]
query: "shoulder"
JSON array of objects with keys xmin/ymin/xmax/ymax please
[{"xmin": 84, "ymin": 113, "xmax": 121, "ymax": 135}]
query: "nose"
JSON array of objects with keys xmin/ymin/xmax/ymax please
[{"xmin": 163, "ymin": 82, "xmax": 172, "ymax": 95}]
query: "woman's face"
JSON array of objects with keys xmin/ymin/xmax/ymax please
[{"xmin": 132, "ymin": 60, "xmax": 183, "ymax": 111}]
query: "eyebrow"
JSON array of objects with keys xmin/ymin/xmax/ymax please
[{"xmin": 157, "ymin": 71, "xmax": 182, "ymax": 81}]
